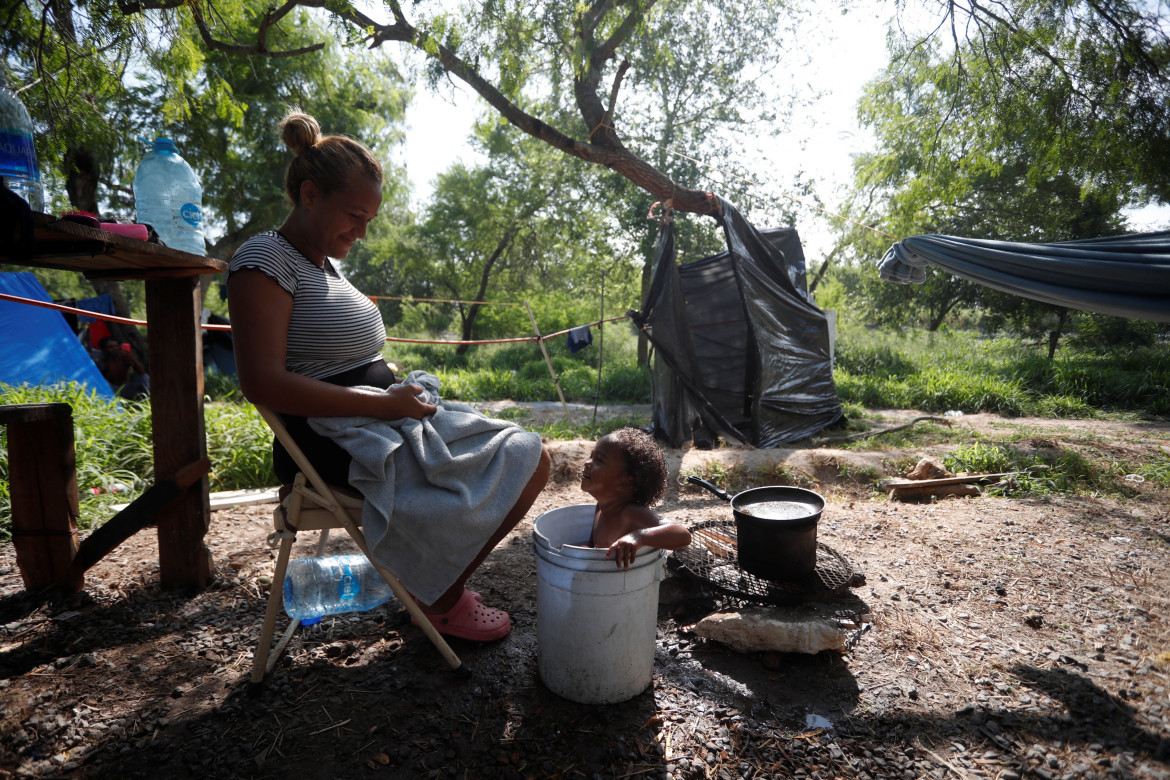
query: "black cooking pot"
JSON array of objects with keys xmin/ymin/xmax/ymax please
[{"xmin": 686, "ymin": 476, "xmax": 825, "ymax": 581}]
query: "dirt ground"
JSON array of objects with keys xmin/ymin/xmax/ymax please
[{"xmin": 1, "ymin": 408, "xmax": 1169, "ymax": 779}]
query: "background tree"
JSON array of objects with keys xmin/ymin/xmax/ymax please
[
  {"xmin": 11, "ymin": 0, "xmax": 1168, "ymax": 219},
  {"xmin": 347, "ymin": 123, "xmax": 635, "ymax": 350},
  {"xmin": 918, "ymin": 0, "xmax": 1170, "ymax": 206},
  {"xmin": 9, "ymin": 0, "xmax": 1167, "ymax": 353},
  {"xmin": 3, "ymin": 0, "xmax": 410, "ymax": 358},
  {"xmin": 8, "ymin": 0, "xmax": 827, "ymax": 219},
  {"xmin": 827, "ymin": 15, "xmax": 1159, "ymax": 349}
]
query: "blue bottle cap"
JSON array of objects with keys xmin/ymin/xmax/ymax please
[
  {"xmin": 299, "ymin": 616, "xmax": 323, "ymax": 626},
  {"xmin": 152, "ymin": 137, "xmax": 178, "ymax": 153}
]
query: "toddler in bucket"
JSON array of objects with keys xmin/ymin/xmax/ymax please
[{"xmin": 581, "ymin": 428, "xmax": 692, "ymax": 568}]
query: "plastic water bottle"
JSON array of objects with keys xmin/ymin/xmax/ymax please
[
  {"xmin": 282, "ymin": 554, "xmax": 396, "ymax": 625},
  {"xmin": 0, "ymin": 83, "xmax": 44, "ymax": 212},
  {"xmin": 132, "ymin": 137, "xmax": 205, "ymax": 255}
]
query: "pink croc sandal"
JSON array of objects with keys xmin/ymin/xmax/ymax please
[{"xmin": 414, "ymin": 588, "xmax": 510, "ymax": 642}]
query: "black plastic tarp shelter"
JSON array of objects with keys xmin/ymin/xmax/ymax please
[
  {"xmin": 629, "ymin": 197, "xmax": 843, "ymax": 448},
  {"xmin": 878, "ymin": 231, "xmax": 1170, "ymax": 322}
]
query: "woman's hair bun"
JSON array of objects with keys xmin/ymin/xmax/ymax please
[
  {"xmin": 279, "ymin": 110, "xmax": 322, "ymax": 157},
  {"xmin": 278, "ymin": 109, "xmax": 382, "ymax": 205}
]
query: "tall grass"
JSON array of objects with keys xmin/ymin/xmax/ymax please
[
  {"xmin": 385, "ymin": 322, "xmax": 650, "ymax": 403},
  {"xmin": 0, "ymin": 383, "xmax": 274, "ymax": 539},
  {"xmin": 943, "ymin": 442, "xmax": 1134, "ymax": 496},
  {"xmin": 4, "ymin": 320, "xmax": 1167, "ymax": 539},
  {"xmin": 833, "ymin": 325, "xmax": 1169, "ymax": 418}
]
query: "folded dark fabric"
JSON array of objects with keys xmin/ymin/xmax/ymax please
[
  {"xmin": 878, "ymin": 231, "xmax": 1170, "ymax": 322},
  {"xmin": 567, "ymin": 324, "xmax": 593, "ymax": 353}
]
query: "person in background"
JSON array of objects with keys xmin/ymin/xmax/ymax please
[
  {"xmin": 95, "ymin": 336, "xmax": 150, "ymax": 400},
  {"xmin": 581, "ymin": 427, "xmax": 691, "ymax": 568},
  {"xmin": 226, "ymin": 109, "xmax": 550, "ymax": 642}
]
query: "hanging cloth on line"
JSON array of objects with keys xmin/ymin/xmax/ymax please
[{"xmin": 567, "ymin": 324, "xmax": 593, "ymax": 353}]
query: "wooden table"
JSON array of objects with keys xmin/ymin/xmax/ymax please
[{"xmin": 3, "ymin": 211, "xmax": 226, "ymax": 591}]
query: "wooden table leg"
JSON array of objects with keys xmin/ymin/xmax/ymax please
[
  {"xmin": 2, "ymin": 403, "xmax": 84, "ymax": 592},
  {"xmin": 145, "ymin": 276, "xmax": 213, "ymax": 589}
]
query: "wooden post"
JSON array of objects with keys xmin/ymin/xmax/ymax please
[
  {"xmin": 593, "ymin": 271, "xmax": 605, "ymax": 424},
  {"xmin": 524, "ymin": 300, "xmax": 570, "ymax": 415},
  {"xmin": 144, "ymin": 276, "xmax": 213, "ymax": 589},
  {"xmin": 2, "ymin": 403, "xmax": 84, "ymax": 592}
]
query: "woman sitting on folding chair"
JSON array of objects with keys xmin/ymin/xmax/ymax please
[{"xmin": 226, "ymin": 109, "xmax": 551, "ymax": 642}]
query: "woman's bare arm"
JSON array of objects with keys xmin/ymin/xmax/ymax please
[{"xmin": 227, "ymin": 269, "xmax": 435, "ymax": 420}]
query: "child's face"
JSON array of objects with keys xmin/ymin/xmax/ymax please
[{"xmin": 580, "ymin": 437, "xmax": 634, "ymax": 502}]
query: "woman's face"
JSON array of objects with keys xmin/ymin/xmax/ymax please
[{"xmin": 302, "ymin": 175, "xmax": 382, "ymax": 261}]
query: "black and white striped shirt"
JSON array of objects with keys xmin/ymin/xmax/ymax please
[{"xmin": 227, "ymin": 231, "xmax": 386, "ymax": 379}]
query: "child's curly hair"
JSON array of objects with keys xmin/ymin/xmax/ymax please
[{"xmin": 608, "ymin": 428, "xmax": 667, "ymax": 508}]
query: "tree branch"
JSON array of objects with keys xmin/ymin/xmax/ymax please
[
  {"xmin": 592, "ymin": 0, "xmax": 655, "ymax": 73},
  {"xmin": 1082, "ymin": 0, "xmax": 1165, "ymax": 77},
  {"xmin": 185, "ymin": 2, "xmax": 325, "ymax": 58},
  {"xmin": 604, "ymin": 59, "xmax": 629, "ymax": 123},
  {"xmin": 580, "ymin": 0, "xmax": 616, "ymax": 41},
  {"xmin": 118, "ymin": 0, "xmax": 186, "ymax": 12},
  {"xmin": 118, "ymin": 0, "xmax": 719, "ymax": 215}
]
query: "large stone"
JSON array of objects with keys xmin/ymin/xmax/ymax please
[
  {"xmin": 907, "ymin": 457, "xmax": 950, "ymax": 480},
  {"xmin": 691, "ymin": 607, "xmax": 852, "ymax": 654}
]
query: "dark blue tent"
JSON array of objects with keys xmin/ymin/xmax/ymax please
[{"xmin": 0, "ymin": 272, "xmax": 113, "ymax": 397}]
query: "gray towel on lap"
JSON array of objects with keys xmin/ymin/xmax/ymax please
[{"xmin": 308, "ymin": 371, "xmax": 543, "ymax": 604}]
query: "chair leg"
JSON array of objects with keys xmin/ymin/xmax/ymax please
[
  {"xmin": 251, "ymin": 516, "xmax": 295, "ymax": 685},
  {"xmin": 313, "ymin": 528, "xmax": 331, "ymax": 556},
  {"xmin": 369, "ymin": 558, "xmax": 467, "ymax": 674},
  {"xmin": 253, "ymin": 471, "xmax": 467, "ymax": 680}
]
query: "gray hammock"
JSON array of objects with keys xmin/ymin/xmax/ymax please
[{"xmin": 878, "ymin": 231, "xmax": 1170, "ymax": 322}]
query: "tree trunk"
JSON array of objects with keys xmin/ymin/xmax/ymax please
[
  {"xmin": 60, "ymin": 145, "xmax": 150, "ymax": 362},
  {"xmin": 63, "ymin": 148, "xmax": 99, "ymax": 215},
  {"xmin": 637, "ymin": 259, "xmax": 651, "ymax": 366},
  {"xmin": 1047, "ymin": 308, "xmax": 1069, "ymax": 360},
  {"xmin": 454, "ymin": 231, "xmax": 514, "ymax": 356},
  {"xmin": 808, "ymin": 245, "xmax": 841, "ymax": 296},
  {"xmin": 455, "ymin": 303, "xmax": 483, "ymax": 357},
  {"xmin": 927, "ymin": 299, "xmax": 959, "ymax": 331}
]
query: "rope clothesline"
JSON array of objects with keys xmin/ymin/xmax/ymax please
[
  {"xmin": 0, "ymin": 291, "xmax": 628, "ymax": 346},
  {"xmin": 0, "ymin": 292, "xmax": 232, "ymax": 331},
  {"xmin": 367, "ymin": 295, "xmax": 522, "ymax": 306}
]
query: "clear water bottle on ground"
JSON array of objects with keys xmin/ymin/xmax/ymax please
[
  {"xmin": 282, "ymin": 554, "xmax": 396, "ymax": 625},
  {"xmin": 0, "ymin": 83, "xmax": 44, "ymax": 212},
  {"xmin": 133, "ymin": 137, "xmax": 205, "ymax": 255}
]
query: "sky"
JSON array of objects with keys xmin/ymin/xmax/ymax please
[{"xmin": 389, "ymin": 3, "xmax": 1169, "ymax": 263}]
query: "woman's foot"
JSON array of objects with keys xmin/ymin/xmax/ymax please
[{"xmin": 412, "ymin": 588, "xmax": 510, "ymax": 641}]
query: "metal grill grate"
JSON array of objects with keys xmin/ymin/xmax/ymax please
[{"xmin": 671, "ymin": 520, "xmax": 866, "ymax": 606}]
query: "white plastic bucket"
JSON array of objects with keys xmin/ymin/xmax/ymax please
[{"xmin": 532, "ymin": 504, "xmax": 665, "ymax": 704}]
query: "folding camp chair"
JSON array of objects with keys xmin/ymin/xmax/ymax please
[{"xmin": 250, "ymin": 404, "xmax": 464, "ymax": 684}]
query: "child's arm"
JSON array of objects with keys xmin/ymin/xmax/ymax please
[{"xmin": 607, "ymin": 508, "xmax": 692, "ymax": 569}]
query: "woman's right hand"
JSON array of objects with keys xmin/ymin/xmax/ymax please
[{"xmin": 383, "ymin": 382, "xmax": 437, "ymax": 420}]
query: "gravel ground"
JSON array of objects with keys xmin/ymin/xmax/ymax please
[{"xmin": 1, "ymin": 411, "xmax": 1169, "ymax": 779}]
